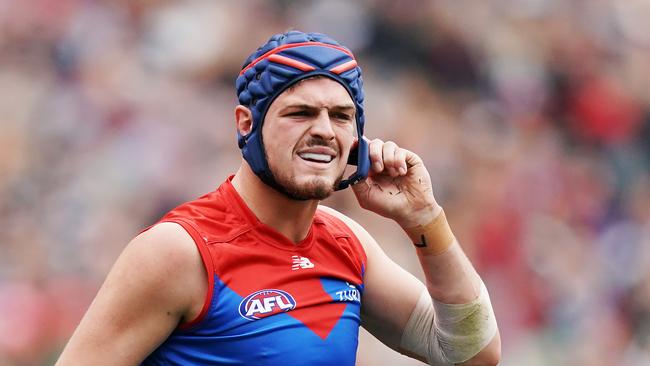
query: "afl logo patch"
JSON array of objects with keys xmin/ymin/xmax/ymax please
[{"xmin": 238, "ymin": 289, "xmax": 297, "ymax": 321}]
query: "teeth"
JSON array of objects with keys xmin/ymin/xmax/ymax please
[{"xmin": 299, "ymin": 153, "xmax": 333, "ymax": 163}]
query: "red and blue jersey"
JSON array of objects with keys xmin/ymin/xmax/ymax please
[{"xmin": 142, "ymin": 177, "xmax": 367, "ymax": 365}]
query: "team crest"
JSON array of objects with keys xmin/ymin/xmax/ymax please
[{"xmin": 238, "ymin": 289, "xmax": 297, "ymax": 321}]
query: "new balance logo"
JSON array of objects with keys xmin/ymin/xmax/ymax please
[{"xmin": 291, "ymin": 255, "xmax": 314, "ymax": 270}]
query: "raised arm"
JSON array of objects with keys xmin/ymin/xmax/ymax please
[
  {"xmin": 56, "ymin": 222, "xmax": 207, "ymax": 365},
  {"xmin": 349, "ymin": 139, "xmax": 501, "ymax": 365}
]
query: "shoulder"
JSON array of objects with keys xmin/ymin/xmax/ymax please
[
  {"xmin": 316, "ymin": 205, "xmax": 407, "ymax": 278},
  {"xmin": 118, "ymin": 222, "xmax": 206, "ymax": 316},
  {"xmin": 316, "ymin": 205, "xmax": 376, "ymax": 250},
  {"xmin": 54, "ymin": 222, "xmax": 207, "ymax": 364},
  {"xmin": 133, "ymin": 222, "xmax": 200, "ymax": 267},
  {"xmin": 161, "ymin": 183, "xmax": 254, "ymax": 243},
  {"xmin": 316, "ymin": 205, "xmax": 357, "ymax": 228}
]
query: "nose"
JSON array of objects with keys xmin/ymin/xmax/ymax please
[{"xmin": 309, "ymin": 109, "xmax": 335, "ymax": 140}]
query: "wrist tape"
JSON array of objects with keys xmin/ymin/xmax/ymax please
[
  {"xmin": 403, "ymin": 209, "xmax": 455, "ymax": 255},
  {"xmin": 400, "ymin": 282, "xmax": 498, "ymax": 365}
]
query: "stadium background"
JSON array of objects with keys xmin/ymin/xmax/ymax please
[{"xmin": 1, "ymin": 0, "xmax": 650, "ymax": 365}]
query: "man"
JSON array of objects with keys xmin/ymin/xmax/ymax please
[{"xmin": 57, "ymin": 31, "xmax": 500, "ymax": 365}]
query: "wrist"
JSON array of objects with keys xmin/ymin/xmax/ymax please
[
  {"xmin": 396, "ymin": 204, "xmax": 442, "ymax": 229},
  {"xmin": 402, "ymin": 208, "xmax": 455, "ymax": 255}
]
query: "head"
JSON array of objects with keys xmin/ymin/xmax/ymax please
[
  {"xmin": 235, "ymin": 31, "xmax": 369, "ymax": 200},
  {"xmin": 236, "ymin": 76, "xmax": 356, "ymax": 199}
]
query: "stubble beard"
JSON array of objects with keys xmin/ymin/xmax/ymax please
[
  {"xmin": 268, "ymin": 164, "xmax": 343, "ymax": 201},
  {"xmin": 265, "ymin": 140, "xmax": 344, "ymax": 201}
]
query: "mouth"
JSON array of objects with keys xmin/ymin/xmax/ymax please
[
  {"xmin": 298, "ymin": 152, "xmax": 334, "ymax": 163},
  {"xmin": 297, "ymin": 147, "xmax": 337, "ymax": 165}
]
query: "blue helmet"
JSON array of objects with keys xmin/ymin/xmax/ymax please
[{"xmin": 235, "ymin": 30, "xmax": 370, "ymax": 191}]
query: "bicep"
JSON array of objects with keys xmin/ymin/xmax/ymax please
[
  {"xmin": 360, "ymin": 231, "xmax": 427, "ymax": 353},
  {"xmin": 56, "ymin": 223, "xmax": 206, "ymax": 365},
  {"xmin": 317, "ymin": 206, "xmax": 426, "ymax": 356}
]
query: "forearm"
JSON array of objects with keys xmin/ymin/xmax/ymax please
[
  {"xmin": 400, "ymin": 208, "xmax": 499, "ymax": 365},
  {"xmin": 402, "ymin": 208, "xmax": 481, "ymax": 304},
  {"xmin": 350, "ymin": 139, "xmax": 499, "ymax": 364},
  {"xmin": 417, "ymin": 243, "xmax": 482, "ymax": 304}
]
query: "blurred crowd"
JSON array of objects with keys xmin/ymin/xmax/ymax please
[{"xmin": 1, "ymin": 0, "xmax": 650, "ymax": 365}]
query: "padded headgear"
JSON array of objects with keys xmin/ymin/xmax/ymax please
[{"xmin": 236, "ymin": 31, "xmax": 369, "ymax": 191}]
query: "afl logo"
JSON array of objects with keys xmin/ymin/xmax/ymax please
[{"xmin": 238, "ymin": 289, "xmax": 297, "ymax": 321}]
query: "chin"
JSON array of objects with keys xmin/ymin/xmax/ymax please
[
  {"xmin": 283, "ymin": 175, "xmax": 337, "ymax": 201},
  {"xmin": 272, "ymin": 171, "xmax": 342, "ymax": 201}
]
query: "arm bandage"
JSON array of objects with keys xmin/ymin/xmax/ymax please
[{"xmin": 400, "ymin": 281, "xmax": 498, "ymax": 365}]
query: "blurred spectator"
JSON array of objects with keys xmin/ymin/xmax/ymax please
[{"xmin": 1, "ymin": 0, "xmax": 649, "ymax": 365}]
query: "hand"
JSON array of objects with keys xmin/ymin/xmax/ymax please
[{"xmin": 351, "ymin": 139, "xmax": 441, "ymax": 228}]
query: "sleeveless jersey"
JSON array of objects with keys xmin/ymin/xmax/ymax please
[{"xmin": 142, "ymin": 177, "xmax": 367, "ymax": 365}]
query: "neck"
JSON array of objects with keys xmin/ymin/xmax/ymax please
[{"xmin": 231, "ymin": 163, "xmax": 319, "ymax": 244}]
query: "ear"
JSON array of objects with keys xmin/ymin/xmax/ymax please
[{"xmin": 235, "ymin": 105, "xmax": 254, "ymax": 136}]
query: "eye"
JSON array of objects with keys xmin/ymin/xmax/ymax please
[
  {"xmin": 333, "ymin": 112, "xmax": 353, "ymax": 122},
  {"xmin": 286, "ymin": 110, "xmax": 311, "ymax": 117}
]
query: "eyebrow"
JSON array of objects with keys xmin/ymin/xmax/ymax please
[{"xmin": 281, "ymin": 103, "xmax": 356, "ymax": 112}]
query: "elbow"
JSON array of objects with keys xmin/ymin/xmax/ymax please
[
  {"xmin": 457, "ymin": 331, "xmax": 501, "ymax": 366},
  {"xmin": 485, "ymin": 330, "xmax": 502, "ymax": 365},
  {"xmin": 473, "ymin": 344, "xmax": 501, "ymax": 366}
]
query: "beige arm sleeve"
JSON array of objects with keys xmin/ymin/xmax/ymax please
[{"xmin": 400, "ymin": 281, "xmax": 497, "ymax": 365}]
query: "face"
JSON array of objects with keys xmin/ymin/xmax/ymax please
[{"xmin": 262, "ymin": 77, "xmax": 356, "ymax": 200}]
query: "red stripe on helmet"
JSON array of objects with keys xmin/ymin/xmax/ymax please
[
  {"xmin": 329, "ymin": 60, "xmax": 357, "ymax": 74},
  {"xmin": 240, "ymin": 42, "xmax": 355, "ymax": 76},
  {"xmin": 267, "ymin": 54, "xmax": 316, "ymax": 72}
]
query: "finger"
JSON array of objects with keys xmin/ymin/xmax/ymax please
[
  {"xmin": 404, "ymin": 148, "xmax": 423, "ymax": 168},
  {"xmin": 382, "ymin": 141, "xmax": 398, "ymax": 177},
  {"xmin": 394, "ymin": 147, "xmax": 407, "ymax": 175},
  {"xmin": 368, "ymin": 138, "xmax": 384, "ymax": 172}
]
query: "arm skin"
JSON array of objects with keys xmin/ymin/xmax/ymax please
[
  {"xmin": 322, "ymin": 207, "xmax": 501, "ymax": 365},
  {"xmin": 326, "ymin": 138, "xmax": 501, "ymax": 365},
  {"xmin": 55, "ymin": 222, "xmax": 207, "ymax": 366}
]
